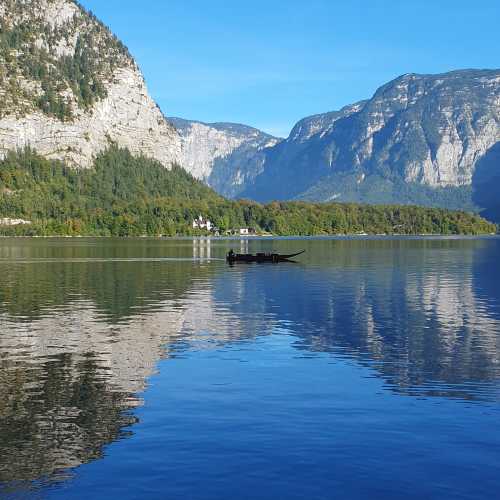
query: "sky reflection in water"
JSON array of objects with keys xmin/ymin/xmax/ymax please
[{"xmin": 0, "ymin": 237, "xmax": 499, "ymax": 499}]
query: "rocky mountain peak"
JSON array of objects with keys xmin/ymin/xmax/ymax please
[
  {"xmin": 238, "ymin": 69, "xmax": 500, "ymax": 213},
  {"xmin": 3, "ymin": 0, "xmax": 80, "ymax": 28},
  {"xmin": 0, "ymin": 0, "xmax": 134, "ymax": 119},
  {"xmin": 287, "ymin": 101, "xmax": 368, "ymax": 144},
  {"xmin": 0, "ymin": 0, "xmax": 181, "ymax": 168}
]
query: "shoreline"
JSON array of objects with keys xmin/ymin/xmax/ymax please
[{"xmin": 0, "ymin": 234, "xmax": 498, "ymax": 240}]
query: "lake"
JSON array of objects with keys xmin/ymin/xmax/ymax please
[{"xmin": 0, "ymin": 236, "xmax": 499, "ymax": 499}]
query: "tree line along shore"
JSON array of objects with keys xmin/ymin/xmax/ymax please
[{"xmin": 0, "ymin": 147, "xmax": 496, "ymax": 237}]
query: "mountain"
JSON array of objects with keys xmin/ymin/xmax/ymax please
[
  {"xmin": 240, "ymin": 70, "xmax": 500, "ymax": 218},
  {"xmin": 240, "ymin": 101, "xmax": 367, "ymax": 201},
  {"xmin": 0, "ymin": 2, "xmax": 497, "ymax": 224},
  {"xmin": 285, "ymin": 101, "xmax": 368, "ymax": 144},
  {"xmin": 170, "ymin": 118, "xmax": 280, "ymax": 198},
  {"xmin": 0, "ymin": 0, "xmax": 181, "ymax": 168}
]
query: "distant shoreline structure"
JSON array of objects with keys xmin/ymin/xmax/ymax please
[{"xmin": 0, "ymin": 233, "xmax": 498, "ymax": 240}]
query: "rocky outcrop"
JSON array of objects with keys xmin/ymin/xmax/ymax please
[
  {"xmin": 0, "ymin": 66, "xmax": 181, "ymax": 167},
  {"xmin": 339, "ymin": 70, "xmax": 500, "ymax": 188},
  {"xmin": 240, "ymin": 70, "xmax": 500, "ymax": 211},
  {"xmin": 0, "ymin": 0, "xmax": 181, "ymax": 168},
  {"xmin": 287, "ymin": 101, "xmax": 367, "ymax": 143},
  {"xmin": 171, "ymin": 118, "xmax": 280, "ymax": 197}
]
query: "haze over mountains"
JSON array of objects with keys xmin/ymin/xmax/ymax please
[{"xmin": 0, "ymin": 0, "xmax": 498, "ymax": 220}]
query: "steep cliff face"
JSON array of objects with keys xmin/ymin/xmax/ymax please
[
  {"xmin": 324, "ymin": 69, "xmax": 500, "ymax": 188},
  {"xmin": 242, "ymin": 70, "xmax": 500, "ymax": 211},
  {"xmin": 171, "ymin": 118, "xmax": 280, "ymax": 197},
  {"xmin": 0, "ymin": 0, "xmax": 181, "ymax": 167},
  {"xmin": 287, "ymin": 101, "xmax": 367, "ymax": 144},
  {"xmin": 241, "ymin": 102, "xmax": 366, "ymax": 201}
]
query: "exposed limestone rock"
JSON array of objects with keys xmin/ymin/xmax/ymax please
[
  {"xmin": 342, "ymin": 71, "xmax": 500, "ymax": 188},
  {"xmin": 1, "ymin": 0, "xmax": 80, "ymax": 27},
  {"xmin": 171, "ymin": 118, "xmax": 280, "ymax": 197},
  {"xmin": 0, "ymin": 67, "xmax": 181, "ymax": 167},
  {"xmin": 241, "ymin": 69, "xmax": 500, "ymax": 207},
  {"xmin": 288, "ymin": 101, "xmax": 367, "ymax": 143},
  {"xmin": 0, "ymin": 0, "xmax": 181, "ymax": 168}
]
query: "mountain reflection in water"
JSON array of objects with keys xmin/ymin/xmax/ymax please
[
  {"xmin": 219, "ymin": 239, "xmax": 500, "ymax": 400},
  {"xmin": 0, "ymin": 237, "xmax": 499, "ymax": 494}
]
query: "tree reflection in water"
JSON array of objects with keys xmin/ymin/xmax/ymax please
[{"xmin": 0, "ymin": 237, "xmax": 499, "ymax": 491}]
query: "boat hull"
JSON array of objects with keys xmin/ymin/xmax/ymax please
[{"xmin": 226, "ymin": 250, "xmax": 304, "ymax": 264}]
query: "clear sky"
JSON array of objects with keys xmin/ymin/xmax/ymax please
[{"xmin": 80, "ymin": 0, "xmax": 499, "ymax": 138}]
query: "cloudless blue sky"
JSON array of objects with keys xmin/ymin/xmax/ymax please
[{"xmin": 80, "ymin": 0, "xmax": 499, "ymax": 138}]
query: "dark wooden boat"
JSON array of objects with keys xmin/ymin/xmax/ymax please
[{"xmin": 226, "ymin": 250, "xmax": 304, "ymax": 263}]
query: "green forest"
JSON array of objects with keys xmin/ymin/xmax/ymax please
[{"xmin": 0, "ymin": 147, "xmax": 496, "ymax": 237}]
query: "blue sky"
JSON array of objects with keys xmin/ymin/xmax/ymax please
[{"xmin": 80, "ymin": 0, "xmax": 499, "ymax": 138}]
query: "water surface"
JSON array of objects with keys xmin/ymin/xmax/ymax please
[{"xmin": 0, "ymin": 237, "xmax": 499, "ymax": 499}]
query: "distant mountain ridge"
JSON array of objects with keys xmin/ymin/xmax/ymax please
[
  {"xmin": 286, "ymin": 101, "xmax": 368, "ymax": 144},
  {"xmin": 240, "ymin": 69, "xmax": 500, "ymax": 218},
  {"xmin": 170, "ymin": 117, "xmax": 280, "ymax": 197},
  {"xmin": 173, "ymin": 69, "xmax": 499, "ymax": 219}
]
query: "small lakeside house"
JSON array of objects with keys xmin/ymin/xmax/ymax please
[
  {"xmin": 224, "ymin": 228, "xmax": 256, "ymax": 236},
  {"xmin": 0, "ymin": 218, "xmax": 31, "ymax": 226},
  {"xmin": 192, "ymin": 215, "xmax": 213, "ymax": 232}
]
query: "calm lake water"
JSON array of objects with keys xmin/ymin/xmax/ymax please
[{"xmin": 0, "ymin": 237, "xmax": 499, "ymax": 499}]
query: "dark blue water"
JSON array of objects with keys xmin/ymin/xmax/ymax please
[{"xmin": 0, "ymin": 237, "xmax": 499, "ymax": 499}]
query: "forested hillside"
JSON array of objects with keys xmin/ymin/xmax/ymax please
[{"xmin": 0, "ymin": 148, "xmax": 495, "ymax": 236}]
